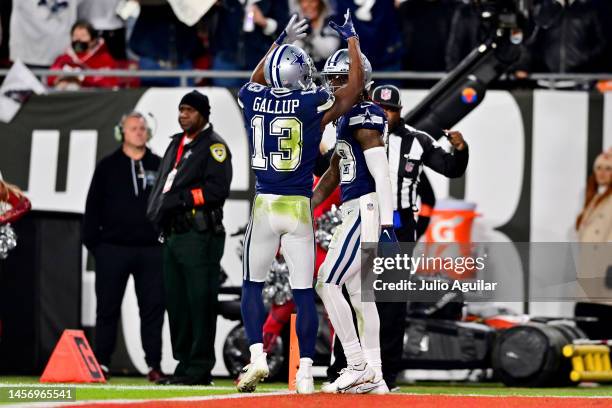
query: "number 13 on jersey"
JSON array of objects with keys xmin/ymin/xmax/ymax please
[{"xmin": 250, "ymin": 115, "xmax": 303, "ymax": 171}]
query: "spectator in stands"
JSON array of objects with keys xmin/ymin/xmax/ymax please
[
  {"xmin": 445, "ymin": 0, "xmax": 495, "ymax": 71},
  {"xmin": 592, "ymin": 0, "xmax": 612, "ymax": 72},
  {"xmin": 576, "ymin": 148, "xmax": 612, "ymax": 243},
  {"xmin": 128, "ymin": 1, "xmax": 199, "ymax": 86},
  {"xmin": 517, "ymin": 0, "xmax": 606, "ymax": 74},
  {"xmin": 77, "ymin": 0, "xmax": 127, "ymax": 61},
  {"xmin": 575, "ymin": 148, "xmax": 612, "ymax": 339},
  {"xmin": 242, "ymin": 0, "xmax": 290, "ymax": 70},
  {"xmin": 83, "ymin": 112, "xmax": 165, "ymax": 382},
  {"xmin": 399, "ymin": 0, "xmax": 456, "ymax": 72},
  {"xmin": 331, "ymin": 0, "xmax": 401, "ymax": 73},
  {"xmin": 48, "ymin": 20, "xmax": 119, "ymax": 90},
  {"xmin": 9, "ymin": 0, "xmax": 79, "ymax": 68},
  {"xmin": 209, "ymin": 0, "xmax": 244, "ymax": 88},
  {"xmin": 294, "ymin": 0, "xmax": 339, "ymax": 70}
]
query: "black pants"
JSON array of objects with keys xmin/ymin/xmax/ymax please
[
  {"xmin": 376, "ymin": 211, "xmax": 416, "ymax": 387},
  {"xmin": 94, "ymin": 243, "xmax": 164, "ymax": 369},
  {"xmin": 163, "ymin": 229, "xmax": 224, "ymax": 379}
]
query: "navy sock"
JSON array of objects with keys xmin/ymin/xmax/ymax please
[
  {"xmin": 241, "ymin": 280, "xmax": 266, "ymax": 345},
  {"xmin": 292, "ymin": 288, "xmax": 319, "ymax": 359}
]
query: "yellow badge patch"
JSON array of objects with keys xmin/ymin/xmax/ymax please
[{"xmin": 210, "ymin": 143, "xmax": 227, "ymax": 163}]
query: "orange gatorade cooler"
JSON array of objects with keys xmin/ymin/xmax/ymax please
[
  {"xmin": 425, "ymin": 199, "xmax": 478, "ymax": 243},
  {"xmin": 419, "ymin": 199, "xmax": 479, "ymax": 280}
]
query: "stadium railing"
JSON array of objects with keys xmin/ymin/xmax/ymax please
[{"xmin": 0, "ymin": 69, "xmax": 610, "ymax": 88}]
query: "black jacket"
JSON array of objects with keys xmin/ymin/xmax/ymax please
[
  {"xmin": 83, "ymin": 147, "xmax": 161, "ymax": 249},
  {"xmin": 388, "ymin": 120, "xmax": 469, "ymax": 211},
  {"xmin": 147, "ymin": 124, "xmax": 233, "ymax": 229},
  {"xmin": 518, "ymin": 0, "xmax": 606, "ymax": 73}
]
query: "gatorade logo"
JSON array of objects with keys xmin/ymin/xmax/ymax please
[{"xmin": 431, "ymin": 216, "xmax": 463, "ymax": 242}]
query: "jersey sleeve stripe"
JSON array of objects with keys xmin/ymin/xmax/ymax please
[{"xmin": 317, "ymin": 96, "xmax": 335, "ymax": 112}]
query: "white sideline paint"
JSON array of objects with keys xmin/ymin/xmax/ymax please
[{"xmin": 5, "ymin": 389, "xmax": 612, "ymax": 408}]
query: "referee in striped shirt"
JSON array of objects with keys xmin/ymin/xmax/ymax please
[{"xmin": 371, "ymin": 84, "xmax": 469, "ymax": 390}]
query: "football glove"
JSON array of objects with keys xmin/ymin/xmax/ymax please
[
  {"xmin": 329, "ymin": 9, "xmax": 358, "ymax": 40},
  {"xmin": 275, "ymin": 14, "xmax": 309, "ymax": 45}
]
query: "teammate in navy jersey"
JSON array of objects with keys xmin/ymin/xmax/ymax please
[
  {"xmin": 236, "ymin": 11, "xmax": 367, "ymax": 394},
  {"xmin": 312, "ymin": 48, "xmax": 398, "ymax": 394}
]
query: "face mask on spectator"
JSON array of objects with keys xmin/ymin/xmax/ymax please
[{"xmin": 72, "ymin": 41, "xmax": 89, "ymax": 53}]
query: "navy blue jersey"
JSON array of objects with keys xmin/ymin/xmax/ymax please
[
  {"xmin": 238, "ymin": 82, "xmax": 335, "ymax": 197},
  {"xmin": 335, "ymin": 101, "xmax": 387, "ymax": 202}
]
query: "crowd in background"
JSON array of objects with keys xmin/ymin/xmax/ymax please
[{"xmin": 0, "ymin": 0, "xmax": 611, "ymax": 90}]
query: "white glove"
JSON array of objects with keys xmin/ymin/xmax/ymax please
[{"xmin": 275, "ymin": 14, "xmax": 309, "ymax": 45}]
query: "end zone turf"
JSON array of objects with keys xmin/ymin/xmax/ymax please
[
  {"xmin": 43, "ymin": 393, "xmax": 612, "ymax": 408},
  {"xmin": 3, "ymin": 378, "xmax": 612, "ymax": 407}
]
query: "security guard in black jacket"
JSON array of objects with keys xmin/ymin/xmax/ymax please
[
  {"xmin": 147, "ymin": 90, "xmax": 233, "ymax": 385},
  {"xmin": 372, "ymin": 84, "xmax": 469, "ymax": 390}
]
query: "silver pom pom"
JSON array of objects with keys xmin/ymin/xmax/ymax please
[
  {"xmin": 0, "ymin": 223, "xmax": 18, "ymax": 260},
  {"xmin": 315, "ymin": 205, "xmax": 343, "ymax": 250},
  {"xmin": 262, "ymin": 256, "xmax": 293, "ymax": 306}
]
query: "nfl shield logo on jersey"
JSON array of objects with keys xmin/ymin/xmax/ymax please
[
  {"xmin": 381, "ymin": 88, "xmax": 392, "ymax": 101},
  {"xmin": 405, "ymin": 161, "xmax": 414, "ymax": 173}
]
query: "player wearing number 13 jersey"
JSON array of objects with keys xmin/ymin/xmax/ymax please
[{"xmin": 236, "ymin": 11, "xmax": 366, "ymax": 394}]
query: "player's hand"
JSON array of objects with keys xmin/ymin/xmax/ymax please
[
  {"xmin": 444, "ymin": 130, "xmax": 466, "ymax": 151},
  {"xmin": 275, "ymin": 14, "xmax": 309, "ymax": 45},
  {"xmin": 329, "ymin": 9, "xmax": 358, "ymax": 41},
  {"xmin": 378, "ymin": 225, "xmax": 400, "ymax": 258}
]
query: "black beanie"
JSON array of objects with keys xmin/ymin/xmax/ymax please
[{"xmin": 179, "ymin": 90, "xmax": 210, "ymax": 118}]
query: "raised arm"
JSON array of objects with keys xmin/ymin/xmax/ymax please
[
  {"xmin": 421, "ymin": 130, "xmax": 469, "ymax": 178},
  {"xmin": 321, "ymin": 10, "xmax": 364, "ymax": 129},
  {"xmin": 312, "ymin": 151, "xmax": 341, "ymax": 209},
  {"xmin": 250, "ymin": 14, "xmax": 309, "ymax": 85}
]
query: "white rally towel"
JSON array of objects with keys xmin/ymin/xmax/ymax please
[
  {"xmin": 0, "ymin": 60, "xmax": 47, "ymax": 123},
  {"xmin": 167, "ymin": 0, "xmax": 216, "ymax": 27}
]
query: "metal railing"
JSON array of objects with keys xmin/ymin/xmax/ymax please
[{"xmin": 1, "ymin": 68, "xmax": 610, "ymax": 87}]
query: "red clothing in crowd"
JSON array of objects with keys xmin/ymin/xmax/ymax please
[{"xmin": 48, "ymin": 39, "xmax": 119, "ymax": 88}]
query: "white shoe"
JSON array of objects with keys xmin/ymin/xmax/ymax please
[
  {"xmin": 325, "ymin": 362, "xmax": 375, "ymax": 393},
  {"xmin": 321, "ymin": 380, "xmax": 338, "ymax": 393},
  {"xmin": 344, "ymin": 378, "xmax": 389, "ymax": 394},
  {"xmin": 236, "ymin": 353, "xmax": 269, "ymax": 393},
  {"xmin": 295, "ymin": 370, "xmax": 315, "ymax": 394}
]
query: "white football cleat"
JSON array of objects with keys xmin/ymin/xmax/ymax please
[
  {"xmin": 321, "ymin": 380, "xmax": 339, "ymax": 393},
  {"xmin": 295, "ymin": 370, "xmax": 315, "ymax": 394},
  {"xmin": 236, "ymin": 353, "xmax": 269, "ymax": 393},
  {"xmin": 344, "ymin": 378, "xmax": 389, "ymax": 394},
  {"xmin": 327, "ymin": 362, "xmax": 375, "ymax": 392}
]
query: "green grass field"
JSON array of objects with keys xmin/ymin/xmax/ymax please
[{"xmin": 2, "ymin": 376, "xmax": 612, "ymax": 404}]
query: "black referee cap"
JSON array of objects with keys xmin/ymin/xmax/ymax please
[{"xmin": 371, "ymin": 85, "xmax": 402, "ymax": 110}]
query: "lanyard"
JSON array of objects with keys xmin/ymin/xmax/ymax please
[{"xmin": 174, "ymin": 135, "xmax": 187, "ymax": 168}]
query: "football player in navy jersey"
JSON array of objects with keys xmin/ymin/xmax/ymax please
[
  {"xmin": 311, "ymin": 49, "xmax": 398, "ymax": 394},
  {"xmin": 236, "ymin": 10, "xmax": 366, "ymax": 394}
]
